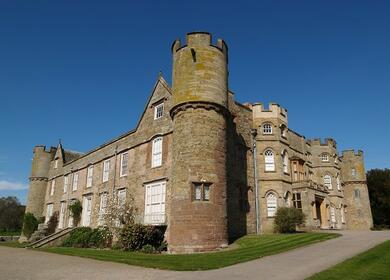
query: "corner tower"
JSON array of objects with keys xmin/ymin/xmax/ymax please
[
  {"xmin": 25, "ymin": 145, "xmax": 55, "ymax": 218},
  {"xmin": 168, "ymin": 32, "xmax": 229, "ymax": 253},
  {"xmin": 341, "ymin": 150, "xmax": 373, "ymax": 229}
]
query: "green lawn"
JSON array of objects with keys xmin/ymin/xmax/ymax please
[
  {"xmin": 38, "ymin": 232, "xmax": 338, "ymax": 271},
  {"xmin": 307, "ymin": 240, "xmax": 390, "ymax": 280}
]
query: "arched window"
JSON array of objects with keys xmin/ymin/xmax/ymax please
[
  {"xmin": 284, "ymin": 191, "xmax": 291, "ymax": 207},
  {"xmin": 263, "ymin": 123, "xmax": 273, "ymax": 135},
  {"xmin": 324, "ymin": 175, "xmax": 332, "ymax": 189},
  {"xmin": 280, "ymin": 125, "xmax": 287, "ymax": 138},
  {"xmin": 264, "ymin": 149, "xmax": 275, "ymax": 171},
  {"xmin": 282, "ymin": 151, "xmax": 289, "ymax": 173},
  {"xmin": 266, "ymin": 192, "xmax": 277, "ymax": 217}
]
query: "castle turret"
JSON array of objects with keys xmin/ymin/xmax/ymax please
[
  {"xmin": 25, "ymin": 145, "xmax": 55, "ymax": 218},
  {"xmin": 341, "ymin": 150, "xmax": 373, "ymax": 229},
  {"xmin": 168, "ymin": 32, "xmax": 229, "ymax": 253}
]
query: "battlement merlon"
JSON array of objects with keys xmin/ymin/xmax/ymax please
[
  {"xmin": 252, "ymin": 102, "xmax": 288, "ymax": 124},
  {"xmin": 33, "ymin": 145, "xmax": 57, "ymax": 157},
  {"xmin": 308, "ymin": 138, "xmax": 337, "ymax": 148},
  {"xmin": 341, "ymin": 149, "xmax": 364, "ymax": 159},
  {"xmin": 171, "ymin": 32, "xmax": 228, "ymax": 56}
]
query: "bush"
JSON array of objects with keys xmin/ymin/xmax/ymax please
[
  {"xmin": 88, "ymin": 227, "xmax": 113, "ymax": 248},
  {"xmin": 140, "ymin": 244, "xmax": 156, "ymax": 254},
  {"xmin": 274, "ymin": 207, "xmax": 305, "ymax": 233},
  {"xmin": 45, "ymin": 211, "xmax": 58, "ymax": 235},
  {"xmin": 63, "ymin": 227, "xmax": 113, "ymax": 248},
  {"xmin": 118, "ymin": 224, "xmax": 165, "ymax": 251},
  {"xmin": 22, "ymin": 212, "xmax": 39, "ymax": 238},
  {"xmin": 63, "ymin": 227, "xmax": 93, "ymax": 248},
  {"xmin": 68, "ymin": 200, "xmax": 82, "ymax": 226}
]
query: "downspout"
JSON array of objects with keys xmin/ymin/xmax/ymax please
[
  {"xmin": 251, "ymin": 129, "xmax": 260, "ymax": 234},
  {"xmin": 113, "ymin": 146, "xmax": 118, "ymax": 194}
]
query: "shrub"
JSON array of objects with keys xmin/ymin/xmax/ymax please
[
  {"xmin": 88, "ymin": 227, "xmax": 113, "ymax": 248},
  {"xmin": 118, "ymin": 224, "xmax": 165, "ymax": 251},
  {"xmin": 274, "ymin": 207, "xmax": 305, "ymax": 233},
  {"xmin": 140, "ymin": 244, "xmax": 156, "ymax": 254},
  {"xmin": 63, "ymin": 227, "xmax": 93, "ymax": 248},
  {"xmin": 68, "ymin": 200, "xmax": 82, "ymax": 226},
  {"xmin": 45, "ymin": 211, "xmax": 58, "ymax": 235},
  {"xmin": 22, "ymin": 212, "xmax": 39, "ymax": 238}
]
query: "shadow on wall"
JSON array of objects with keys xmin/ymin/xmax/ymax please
[{"xmin": 226, "ymin": 116, "xmax": 250, "ymax": 243}]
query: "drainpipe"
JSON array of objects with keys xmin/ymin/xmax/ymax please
[
  {"xmin": 113, "ymin": 146, "xmax": 118, "ymax": 194},
  {"xmin": 251, "ymin": 129, "xmax": 260, "ymax": 234}
]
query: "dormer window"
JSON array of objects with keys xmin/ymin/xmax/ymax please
[
  {"xmin": 263, "ymin": 123, "xmax": 273, "ymax": 135},
  {"xmin": 321, "ymin": 153, "xmax": 329, "ymax": 162},
  {"xmin": 154, "ymin": 103, "xmax": 164, "ymax": 120}
]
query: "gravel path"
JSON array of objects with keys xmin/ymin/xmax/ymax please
[{"xmin": 1, "ymin": 230, "xmax": 389, "ymax": 280}]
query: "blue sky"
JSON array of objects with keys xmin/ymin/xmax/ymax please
[{"xmin": 0, "ymin": 1, "xmax": 389, "ymax": 204}]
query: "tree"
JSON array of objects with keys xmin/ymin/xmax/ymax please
[
  {"xmin": 367, "ymin": 169, "xmax": 390, "ymax": 227},
  {"xmin": 0, "ymin": 196, "xmax": 25, "ymax": 232},
  {"xmin": 274, "ymin": 207, "xmax": 305, "ymax": 233}
]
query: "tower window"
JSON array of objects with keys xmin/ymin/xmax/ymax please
[
  {"xmin": 321, "ymin": 154, "xmax": 329, "ymax": 162},
  {"xmin": 154, "ymin": 103, "xmax": 164, "ymax": 120},
  {"xmin": 263, "ymin": 123, "xmax": 273, "ymax": 135},
  {"xmin": 354, "ymin": 189, "xmax": 361, "ymax": 199},
  {"xmin": 54, "ymin": 159, "xmax": 58, "ymax": 169},
  {"xmin": 282, "ymin": 151, "xmax": 289, "ymax": 173},
  {"xmin": 324, "ymin": 175, "xmax": 332, "ymax": 190},
  {"xmin": 266, "ymin": 192, "xmax": 277, "ymax": 217},
  {"xmin": 351, "ymin": 168, "xmax": 356, "ymax": 177},
  {"xmin": 193, "ymin": 182, "xmax": 211, "ymax": 201},
  {"xmin": 50, "ymin": 179, "xmax": 55, "ymax": 196},
  {"xmin": 264, "ymin": 149, "xmax": 275, "ymax": 171}
]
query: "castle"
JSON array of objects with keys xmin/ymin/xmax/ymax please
[{"xmin": 24, "ymin": 32, "xmax": 373, "ymax": 253}]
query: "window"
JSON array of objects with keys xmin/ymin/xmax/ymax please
[
  {"xmin": 193, "ymin": 182, "xmax": 211, "ymax": 201},
  {"xmin": 281, "ymin": 125, "xmax": 287, "ymax": 138},
  {"xmin": 118, "ymin": 189, "xmax": 126, "ymax": 207},
  {"xmin": 264, "ymin": 149, "xmax": 275, "ymax": 171},
  {"xmin": 63, "ymin": 175, "xmax": 68, "ymax": 193},
  {"xmin": 68, "ymin": 199, "xmax": 75, "ymax": 227},
  {"xmin": 324, "ymin": 175, "xmax": 332, "ymax": 190},
  {"xmin": 54, "ymin": 159, "xmax": 58, "ymax": 169},
  {"xmin": 154, "ymin": 103, "xmax": 164, "ymax": 120},
  {"xmin": 81, "ymin": 196, "xmax": 92, "ymax": 227},
  {"xmin": 45, "ymin": 204, "xmax": 53, "ymax": 223},
  {"xmin": 58, "ymin": 201, "xmax": 66, "ymax": 229},
  {"xmin": 144, "ymin": 181, "xmax": 166, "ymax": 224},
  {"xmin": 120, "ymin": 152, "xmax": 129, "ymax": 177},
  {"xmin": 341, "ymin": 206, "xmax": 346, "ymax": 224},
  {"xmin": 282, "ymin": 151, "xmax": 289, "ymax": 173},
  {"xmin": 351, "ymin": 168, "xmax": 356, "ymax": 177},
  {"xmin": 330, "ymin": 206, "xmax": 336, "ymax": 224},
  {"xmin": 263, "ymin": 123, "xmax": 273, "ymax": 135},
  {"xmin": 86, "ymin": 165, "xmax": 93, "ymax": 188},
  {"xmin": 293, "ymin": 192, "xmax": 302, "ymax": 210},
  {"xmin": 72, "ymin": 172, "xmax": 79, "ymax": 191},
  {"xmin": 336, "ymin": 174, "xmax": 341, "ymax": 191},
  {"xmin": 102, "ymin": 159, "xmax": 110, "ymax": 182},
  {"xmin": 284, "ymin": 192, "xmax": 291, "ymax": 207},
  {"xmin": 50, "ymin": 180, "xmax": 55, "ymax": 196},
  {"xmin": 98, "ymin": 193, "xmax": 108, "ymax": 226},
  {"xmin": 152, "ymin": 137, "xmax": 163, "ymax": 168},
  {"xmin": 354, "ymin": 189, "xmax": 361, "ymax": 199},
  {"xmin": 321, "ymin": 154, "xmax": 329, "ymax": 162},
  {"xmin": 266, "ymin": 192, "xmax": 277, "ymax": 217}
]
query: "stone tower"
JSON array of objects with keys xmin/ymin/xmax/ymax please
[
  {"xmin": 341, "ymin": 150, "xmax": 373, "ymax": 229},
  {"xmin": 168, "ymin": 32, "xmax": 229, "ymax": 253},
  {"xmin": 25, "ymin": 145, "xmax": 55, "ymax": 218}
]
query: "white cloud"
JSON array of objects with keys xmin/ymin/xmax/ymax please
[{"xmin": 0, "ymin": 180, "xmax": 28, "ymax": 190}]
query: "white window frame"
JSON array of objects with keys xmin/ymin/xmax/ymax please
[
  {"xmin": 144, "ymin": 180, "xmax": 166, "ymax": 225},
  {"xmin": 282, "ymin": 151, "xmax": 288, "ymax": 173},
  {"xmin": 152, "ymin": 137, "xmax": 163, "ymax": 168},
  {"xmin": 98, "ymin": 192, "xmax": 108, "ymax": 226},
  {"xmin": 264, "ymin": 149, "xmax": 275, "ymax": 172},
  {"xmin": 120, "ymin": 152, "xmax": 129, "ymax": 177},
  {"xmin": 50, "ymin": 179, "xmax": 55, "ymax": 196},
  {"xmin": 63, "ymin": 175, "xmax": 68, "ymax": 194},
  {"xmin": 117, "ymin": 188, "xmax": 126, "ymax": 207},
  {"xmin": 324, "ymin": 175, "xmax": 332, "ymax": 190},
  {"xmin": 45, "ymin": 203, "xmax": 54, "ymax": 223},
  {"xmin": 54, "ymin": 159, "xmax": 58, "ymax": 169},
  {"xmin": 336, "ymin": 174, "xmax": 341, "ymax": 191},
  {"xmin": 321, "ymin": 153, "xmax": 329, "ymax": 162},
  {"xmin": 72, "ymin": 172, "xmax": 79, "ymax": 191},
  {"xmin": 341, "ymin": 206, "xmax": 346, "ymax": 224},
  {"xmin": 266, "ymin": 192, "xmax": 277, "ymax": 217},
  {"xmin": 81, "ymin": 195, "xmax": 93, "ymax": 227},
  {"xmin": 154, "ymin": 103, "xmax": 164, "ymax": 120},
  {"xmin": 351, "ymin": 168, "xmax": 356, "ymax": 177},
  {"xmin": 86, "ymin": 165, "xmax": 93, "ymax": 188},
  {"xmin": 102, "ymin": 159, "xmax": 110, "ymax": 182},
  {"xmin": 58, "ymin": 201, "xmax": 66, "ymax": 229},
  {"xmin": 263, "ymin": 123, "xmax": 273, "ymax": 135}
]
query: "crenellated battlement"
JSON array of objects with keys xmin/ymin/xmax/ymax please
[
  {"xmin": 252, "ymin": 102, "xmax": 288, "ymax": 123},
  {"xmin": 172, "ymin": 32, "xmax": 228, "ymax": 55},
  {"xmin": 33, "ymin": 145, "xmax": 56, "ymax": 156},
  {"xmin": 308, "ymin": 138, "xmax": 337, "ymax": 148},
  {"xmin": 341, "ymin": 149, "xmax": 364, "ymax": 159}
]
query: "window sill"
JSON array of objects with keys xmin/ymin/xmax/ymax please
[
  {"xmin": 119, "ymin": 174, "xmax": 128, "ymax": 178},
  {"xmin": 151, "ymin": 165, "xmax": 163, "ymax": 169}
]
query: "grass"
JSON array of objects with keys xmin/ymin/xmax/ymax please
[
  {"xmin": 307, "ymin": 240, "xmax": 390, "ymax": 280},
  {"xmin": 0, "ymin": 241, "xmax": 26, "ymax": 248},
  {"xmin": 37, "ymin": 232, "xmax": 339, "ymax": 271}
]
